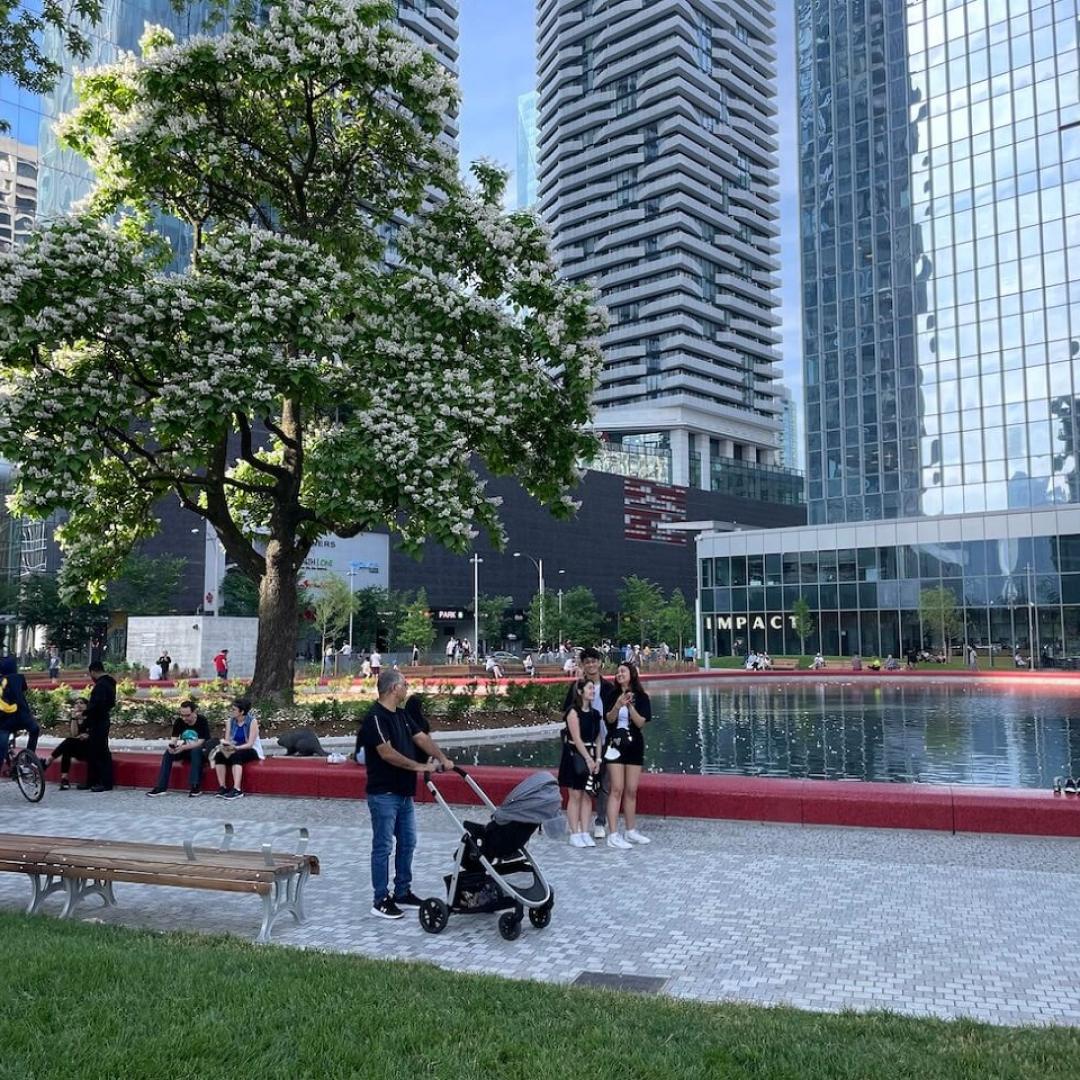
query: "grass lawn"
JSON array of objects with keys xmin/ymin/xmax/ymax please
[{"xmin": 2, "ymin": 913, "xmax": 1078, "ymax": 1078}]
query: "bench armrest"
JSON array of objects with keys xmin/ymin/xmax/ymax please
[
  {"xmin": 259, "ymin": 826, "xmax": 310, "ymax": 867},
  {"xmin": 183, "ymin": 823, "xmax": 235, "ymax": 862}
]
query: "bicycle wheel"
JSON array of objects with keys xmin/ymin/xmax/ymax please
[{"xmin": 14, "ymin": 750, "xmax": 44, "ymax": 803}]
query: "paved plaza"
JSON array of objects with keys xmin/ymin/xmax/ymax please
[{"xmin": 3, "ymin": 784, "xmax": 1080, "ymax": 1028}]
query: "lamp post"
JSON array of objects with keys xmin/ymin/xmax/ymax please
[
  {"xmin": 470, "ymin": 553, "xmax": 483, "ymax": 658},
  {"xmin": 1027, "ymin": 563, "xmax": 1038, "ymax": 670},
  {"xmin": 346, "ymin": 563, "xmax": 361, "ymax": 673},
  {"xmin": 514, "ymin": 551, "xmax": 544, "ymax": 646}
]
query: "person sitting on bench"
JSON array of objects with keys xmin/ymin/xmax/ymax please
[
  {"xmin": 147, "ymin": 700, "xmax": 212, "ymax": 798},
  {"xmin": 209, "ymin": 698, "xmax": 263, "ymax": 800}
]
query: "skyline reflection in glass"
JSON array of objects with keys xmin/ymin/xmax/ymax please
[{"xmin": 799, "ymin": 0, "xmax": 1080, "ymax": 525}]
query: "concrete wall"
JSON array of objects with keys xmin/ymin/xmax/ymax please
[{"xmin": 126, "ymin": 616, "xmax": 259, "ymax": 679}]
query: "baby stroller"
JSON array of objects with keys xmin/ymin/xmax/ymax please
[{"xmin": 420, "ymin": 767, "xmax": 559, "ymax": 941}]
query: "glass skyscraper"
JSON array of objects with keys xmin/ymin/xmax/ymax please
[
  {"xmin": 799, "ymin": 0, "xmax": 1080, "ymax": 526},
  {"xmin": 516, "ymin": 90, "xmax": 538, "ymax": 210},
  {"xmin": 697, "ymin": 0, "xmax": 1080, "ymax": 663}
]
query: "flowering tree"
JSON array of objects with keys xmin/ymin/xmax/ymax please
[{"xmin": 0, "ymin": 0, "xmax": 603, "ymax": 702}]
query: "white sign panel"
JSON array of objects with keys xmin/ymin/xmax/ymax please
[{"xmin": 298, "ymin": 533, "xmax": 390, "ymax": 592}]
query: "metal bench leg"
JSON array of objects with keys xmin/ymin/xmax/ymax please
[
  {"xmin": 60, "ymin": 878, "xmax": 81, "ymax": 919},
  {"xmin": 27, "ymin": 873, "xmax": 65, "ymax": 915},
  {"xmin": 255, "ymin": 870, "xmax": 310, "ymax": 944},
  {"xmin": 288, "ymin": 866, "xmax": 310, "ymax": 924},
  {"xmin": 58, "ymin": 877, "xmax": 117, "ymax": 919},
  {"xmin": 257, "ymin": 890, "xmax": 276, "ymax": 944}
]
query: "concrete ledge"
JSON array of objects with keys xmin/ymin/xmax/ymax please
[{"xmin": 44, "ymin": 754, "xmax": 1080, "ymax": 839}]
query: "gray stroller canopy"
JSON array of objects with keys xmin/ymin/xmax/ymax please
[{"xmin": 492, "ymin": 772, "xmax": 562, "ymax": 826}]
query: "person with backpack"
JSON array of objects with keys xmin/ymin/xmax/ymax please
[{"xmin": 0, "ymin": 656, "xmax": 39, "ymax": 764}]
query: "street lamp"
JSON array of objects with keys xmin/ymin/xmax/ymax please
[
  {"xmin": 513, "ymin": 551, "xmax": 544, "ymax": 646},
  {"xmin": 470, "ymin": 553, "xmax": 483, "ymax": 658}
]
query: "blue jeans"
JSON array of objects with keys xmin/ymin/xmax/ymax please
[
  {"xmin": 156, "ymin": 746, "xmax": 204, "ymax": 790},
  {"xmin": 0, "ymin": 714, "xmax": 39, "ymax": 761},
  {"xmin": 368, "ymin": 793, "xmax": 416, "ymax": 904}
]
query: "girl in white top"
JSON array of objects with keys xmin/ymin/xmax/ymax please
[{"xmin": 602, "ymin": 662, "xmax": 652, "ymax": 848}]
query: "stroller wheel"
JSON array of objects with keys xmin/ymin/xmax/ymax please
[
  {"xmin": 498, "ymin": 911, "xmax": 522, "ymax": 941},
  {"xmin": 528, "ymin": 899, "xmax": 553, "ymax": 929},
  {"xmin": 419, "ymin": 897, "xmax": 450, "ymax": 934}
]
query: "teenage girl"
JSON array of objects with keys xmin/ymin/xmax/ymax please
[
  {"xmin": 558, "ymin": 679, "xmax": 601, "ymax": 847},
  {"xmin": 603, "ymin": 661, "xmax": 652, "ymax": 847}
]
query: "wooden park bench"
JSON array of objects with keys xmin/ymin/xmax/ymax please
[
  {"xmin": 0, "ymin": 825, "xmax": 319, "ymax": 943},
  {"xmin": 769, "ymin": 658, "xmax": 801, "ymax": 670}
]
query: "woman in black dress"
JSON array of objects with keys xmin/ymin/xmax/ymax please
[
  {"xmin": 602, "ymin": 661, "xmax": 652, "ymax": 847},
  {"xmin": 557, "ymin": 679, "xmax": 601, "ymax": 848}
]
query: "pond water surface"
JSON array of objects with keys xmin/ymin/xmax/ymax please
[{"xmin": 454, "ymin": 678, "xmax": 1080, "ymax": 789}]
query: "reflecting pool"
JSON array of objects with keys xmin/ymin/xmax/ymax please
[{"xmin": 456, "ymin": 678, "xmax": 1080, "ymax": 789}]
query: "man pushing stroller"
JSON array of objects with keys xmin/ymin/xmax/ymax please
[{"xmin": 360, "ymin": 670, "xmax": 454, "ymax": 921}]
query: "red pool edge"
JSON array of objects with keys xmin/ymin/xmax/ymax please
[{"xmin": 47, "ymin": 754, "xmax": 1080, "ymax": 839}]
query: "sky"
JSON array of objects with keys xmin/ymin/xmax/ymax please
[{"xmin": 457, "ymin": 1, "xmax": 804, "ymax": 415}]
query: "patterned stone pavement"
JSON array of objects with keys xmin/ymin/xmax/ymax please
[{"xmin": 3, "ymin": 783, "xmax": 1080, "ymax": 1027}]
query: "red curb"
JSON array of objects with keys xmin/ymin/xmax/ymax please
[{"xmin": 45, "ymin": 754, "xmax": 1080, "ymax": 839}]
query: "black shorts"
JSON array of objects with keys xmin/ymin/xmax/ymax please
[
  {"xmin": 607, "ymin": 727, "xmax": 644, "ymax": 768},
  {"xmin": 210, "ymin": 747, "xmax": 260, "ymax": 767},
  {"xmin": 558, "ymin": 742, "xmax": 596, "ymax": 791}
]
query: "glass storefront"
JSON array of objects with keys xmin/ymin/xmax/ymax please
[{"xmin": 700, "ymin": 525, "xmax": 1080, "ymax": 660}]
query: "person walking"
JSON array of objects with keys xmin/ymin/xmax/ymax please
[
  {"xmin": 82, "ymin": 660, "xmax": 116, "ymax": 791},
  {"xmin": 41, "ymin": 698, "xmax": 91, "ymax": 789},
  {"xmin": 602, "ymin": 661, "xmax": 652, "ymax": 848},
  {"xmin": 157, "ymin": 650, "xmax": 172, "ymax": 680},
  {"xmin": 558, "ymin": 679, "xmax": 602, "ymax": 848},
  {"xmin": 209, "ymin": 698, "xmax": 263, "ymax": 799},
  {"xmin": 47, "ymin": 646, "xmax": 60, "ymax": 681},
  {"xmin": 213, "ymin": 649, "xmax": 229, "ymax": 681},
  {"xmin": 361, "ymin": 671, "xmax": 453, "ymax": 920},
  {"xmin": 411, "ymin": 643, "xmax": 420, "ymax": 667},
  {"xmin": 147, "ymin": 700, "xmax": 212, "ymax": 797},
  {"xmin": 523, "ymin": 652, "xmax": 535, "ymax": 679},
  {"xmin": 0, "ymin": 656, "xmax": 39, "ymax": 764},
  {"xmin": 369, "ymin": 648, "xmax": 382, "ymax": 678}
]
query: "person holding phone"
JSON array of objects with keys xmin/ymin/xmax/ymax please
[
  {"xmin": 209, "ymin": 698, "xmax": 263, "ymax": 800},
  {"xmin": 558, "ymin": 679, "xmax": 602, "ymax": 848},
  {"xmin": 602, "ymin": 661, "xmax": 652, "ymax": 848},
  {"xmin": 40, "ymin": 697, "xmax": 90, "ymax": 790}
]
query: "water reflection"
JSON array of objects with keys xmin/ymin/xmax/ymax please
[{"xmin": 456, "ymin": 680, "xmax": 1080, "ymax": 789}]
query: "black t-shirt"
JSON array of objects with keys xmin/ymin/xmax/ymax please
[
  {"xmin": 170, "ymin": 713, "xmax": 211, "ymax": 743},
  {"xmin": 562, "ymin": 676, "xmax": 617, "ymax": 719},
  {"xmin": 361, "ymin": 702, "xmax": 421, "ymax": 797}
]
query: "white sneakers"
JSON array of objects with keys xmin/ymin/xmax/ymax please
[
  {"xmin": 572, "ymin": 828, "xmax": 652, "ymax": 849},
  {"xmin": 592, "ymin": 823, "xmax": 606, "ymax": 839},
  {"xmin": 569, "ymin": 832, "xmax": 597, "ymax": 847}
]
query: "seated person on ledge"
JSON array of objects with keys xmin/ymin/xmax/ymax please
[
  {"xmin": 147, "ymin": 699, "xmax": 212, "ymax": 798},
  {"xmin": 209, "ymin": 697, "xmax": 263, "ymax": 800},
  {"xmin": 40, "ymin": 698, "xmax": 90, "ymax": 790}
]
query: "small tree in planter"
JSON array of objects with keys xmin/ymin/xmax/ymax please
[{"xmin": 791, "ymin": 597, "xmax": 816, "ymax": 658}]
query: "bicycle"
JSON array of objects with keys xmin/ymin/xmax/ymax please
[{"xmin": 1, "ymin": 732, "xmax": 45, "ymax": 803}]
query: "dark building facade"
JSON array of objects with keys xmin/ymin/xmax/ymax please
[{"xmin": 151, "ymin": 469, "xmax": 803, "ymax": 629}]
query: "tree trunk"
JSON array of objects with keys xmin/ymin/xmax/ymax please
[{"xmin": 250, "ymin": 541, "xmax": 300, "ymax": 705}]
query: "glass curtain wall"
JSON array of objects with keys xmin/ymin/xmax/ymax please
[{"xmin": 700, "ymin": 531, "xmax": 1080, "ymax": 658}]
